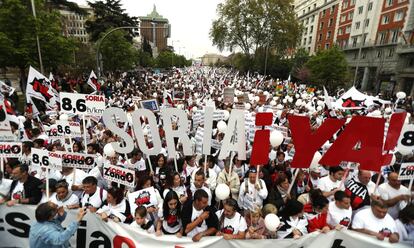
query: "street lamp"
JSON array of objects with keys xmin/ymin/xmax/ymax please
[{"xmin": 96, "ymin": 25, "xmax": 170, "ymax": 77}]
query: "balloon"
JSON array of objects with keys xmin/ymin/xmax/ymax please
[
  {"xmin": 384, "ymin": 107, "xmax": 392, "ymax": 114},
  {"xmin": 192, "ymin": 106, "xmax": 198, "ymax": 112},
  {"xmin": 295, "ymin": 94, "xmax": 300, "ymax": 99},
  {"xmin": 174, "ymin": 84, "xmax": 178, "ymax": 88},
  {"xmin": 282, "ymin": 99, "xmax": 287, "ymax": 104},
  {"xmin": 295, "ymin": 99, "xmax": 302, "ymax": 107},
  {"xmin": 264, "ymin": 214, "xmax": 280, "ymax": 232},
  {"xmin": 17, "ymin": 116, "xmax": 26, "ymax": 123},
  {"xmin": 217, "ymin": 121, "xmax": 227, "ymax": 133},
  {"xmin": 104, "ymin": 144, "xmax": 116, "ymax": 157},
  {"xmin": 215, "ymin": 184, "xmax": 230, "ymax": 200},
  {"xmin": 264, "ymin": 91, "xmax": 269, "ymax": 96},
  {"xmin": 258, "ymin": 106, "xmax": 264, "ymax": 112},
  {"xmin": 60, "ymin": 114, "xmax": 69, "ymax": 121},
  {"xmin": 396, "ymin": 91, "xmax": 406, "ymax": 99},
  {"xmin": 218, "ymin": 97, "xmax": 222, "ymax": 101},
  {"xmin": 223, "ymin": 110, "xmax": 230, "ymax": 121},
  {"xmin": 270, "ymin": 130, "xmax": 284, "ymax": 147},
  {"xmin": 270, "ymin": 100, "xmax": 276, "ymax": 106},
  {"xmin": 288, "ymin": 97, "xmax": 293, "ymax": 103},
  {"xmin": 301, "ymin": 93, "xmax": 308, "ymax": 99},
  {"xmin": 316, "ymin": 106, "xmax": 323, "ymax": 111},
  {"xmin": 311, "ymin": 152, "xmax": 322, "ymax": 167},
  {"xmin": 245, "ymin": 103, "xmax": 251, "ymax": 110},
  {"xmin": 276, "ymin": 104, "xmax": 284, "ymax": 110},
  {"xmin": 254, "ymin": 96, "xmax": 260, "ymax": 102},
  {"xmin": 153, "ymin": 92, "xmax": 158, "ymax": 98}
]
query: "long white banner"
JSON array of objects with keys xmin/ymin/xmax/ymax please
[{"xmin": 0, "ymin": 205, "xmax": 411, "ymax": 248}]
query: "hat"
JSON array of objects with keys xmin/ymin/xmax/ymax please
[
  {"xmin": 310, "ymin": 165, "xmax": 321, "ymax": 174},
  {"xmin": 39, "ymin": 179, "xmax": 58, "ymax": 191}
]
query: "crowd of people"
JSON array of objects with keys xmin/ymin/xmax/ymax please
[{"xmin": 0, "ymin": 67, "xmax": 413, "ymax": 246}]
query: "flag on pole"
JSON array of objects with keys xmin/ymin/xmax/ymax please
[
  {"xmin": 0, "ymin": 80, "xmax": 15, "ymax": 96},
  {"xmin": 48, "ymin": 73, "xmax": 60, "ymax": 102},
  {"xmin": 26, "ymin": 66, "xmax": 58, "ymax": 110},
  {"xmin": 163, "ymin": 89, "xmax": 174, "ymax": 107},
  {"xmin": 87, "ymin": 70, "xmax": 100, "ymax": 91}
]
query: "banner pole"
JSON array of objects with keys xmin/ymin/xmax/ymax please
[
  {"xmin": 287, "ymin": 168, "xmax": 299, "ymax": 195},
  {"xmin": 374, "ymin": 173, "xmax": 382, "ymax": 195},
  {"xmin": 339, "ymin": 162, "xmax": 351, "ymax": 189},
  {"xmin": 174, "ymin": 156, "xmax": 178, "ymax": 173},
  {"xmin": 46, "ymin": 167, "xmax": 49, "ymax": 201},
  {"xmin": 83, "ymin": 115, "xmax": 87, "ymax": 152},
  {"xmin": 147, "ymin": 156, "xmax": 154, "ymax": 174},
  {"xmin": 204, "ymin": 155, "xmax": 207, "ymax": 176},
  {"xmin": 228, "ymin": 152, "xmax": 234, "ymax": 183},
  {"xmin": 0, "ymin": 158, "xmax": 3, "ymax": 173},
  {"xmin": 408, "ymin": 178, "xmax": 413, "ymax": 202}
]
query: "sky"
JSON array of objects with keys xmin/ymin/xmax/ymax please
[{"xmin": 72, "ymin": 0, "xmax": 229, "ymax": 59}]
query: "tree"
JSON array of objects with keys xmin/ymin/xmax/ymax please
[
  {"xmin": 137, "ymin": 49, "xmax": 154, "ymax": 67},
  {"xmin": 142, "ymin": 37, "xmax": 153, "ymax": 57},
  {"xmin": 100, "ymin": 30, "xmax": 138, "ymax": 72},
  {"xmin": 0, "ymin": 0, "xmax": 76, "ymax": 88},
  {"xmin": 210, "ymin": 0, "xmax": 301, "ymax": 56},
  {"xmin": 86, "ymin": 0, "xmax": 138, "ymax": 42},
  {"xmin": 291, "ymin": 48, "xmax": 310, "ymax": 81},
  {"xmin": 305, "ymin": 46, "xmax": 349, "ymax": 91}
]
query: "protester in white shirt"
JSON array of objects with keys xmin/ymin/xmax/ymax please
[
  {"xmin": 131, "ymin": 205, "xmax": 155, "ymax": 233},
  {"xmin": 0, "ymin": 171, "xmax": 12, "ymax": 202},
  {"xmin": 378, "ymin": 172, "xmax": 411, "ymax": 219},
  {"xmin": 238, "ymin": 167, "xmax": 268, "ymax": 211},
  {"xmin": 215, "ymin": 199, "xmax": 247, "ymax": 239},
  {"xmin": 352, "ymin": 199, "xmax": 399, "ymax": 243},
  {"xmin": 156, "ymin": 190, "xmax": 183, "ymax": 236},
  {"xmin": 51, "ymin": 180, "xmax": 79, "ymax": 208},
  {"xmin": 80, "ymin": 176, "xmax": 107, "ymax": 212},
  {"xmin": 318, "ymin": 166, "xmax": 345, "ymax": 201},
  {"xmin": 97, "ymin": 187, "xmax": 131, "ymax": 223},
  {"xmin": 53, "ymin": 167, "xmax": 87, "ymax": 198},
  {"xmin": 327, "ymin": 191, "xmax": 352, "ymax": 229},
  {"xmin": 190, "ymin": 170, "xmax": 212, "ymax": 205}
]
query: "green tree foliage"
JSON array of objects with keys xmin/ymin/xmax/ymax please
[
  {"xmin": 154, "ymin": 51, "xmax": 191, "ymax": 68},
  {"xmin": 100, "ymin": 30, "xmax": 138, "ymax": 72},
  {"xmin": 305, "ymin": 46, "xmax": 349, "ymax": 91},
  {"xmin": 210, "ymin": 0, "xmax": 301, "ymax": 56},
  {"xmin": 142, "ymin": 37, "xmax": 153, "ymax": 57},
  {"xmin": 0, "ymin": 0, "xmax": 76, "ymax": 82},
  {"xmin": 137, "ymin": 50, "xmax": 154, "ymax": 67},
  {"xmin": 291, "ymin": 48, "xmax": 310, "ymax": 81},
  {"xmin": 86, "ymin": 0, "xmax": 138, "ymax": 42}
]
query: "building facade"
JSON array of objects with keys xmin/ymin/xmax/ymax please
[
  {"xmin": 294, "ymin": 0, "xmax": 414, "ymax": 96},
  {"xmin": 58, "ymin": 5, "xmax": 93, "ymax": 43},
  {"xmin": 138, "ymin": 5, "xmax": 171, "ymax": 58}
]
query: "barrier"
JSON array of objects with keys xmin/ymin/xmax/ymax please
[{"xmin": 0, "ymin": 205, "xmax": 411, "ymax": 248}]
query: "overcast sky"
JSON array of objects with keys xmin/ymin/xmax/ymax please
[{"xmin": 72, "ymin": 0, "xmax": 229, "ymax": 59}]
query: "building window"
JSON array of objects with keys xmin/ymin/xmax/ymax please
[
  {"xmin": 349, "ymin": 11, "xmax": 354, "ymax": 20},
  {"xmin": 327, "ymin": 31, "xmax": 331, "ymax": 39},
  {"xmin": 352, "ymin": 37, "xmax": 358, "ymax": 47},
  {"xmin": 343, "ymin": 1, "xmax": 348, "ymax": 9},
  {"xmin": 322, "ymin": 9, "xmax": 326, "ymax": 17},
  {"xmin": 341, "ymin": 14, "xmax": 346, "ymax": 22},
  {"xmin": 363, "ymin": 33, "xmax": 368, "ymax": 44},
  {"xmin": 308, "ymin": 47, "xmax": 311, "ymax": 52},
  {"xmin": 338, "ymin": 28, "xmax": 343, "ymax": 35},
  {"xmin": 311, "ymin": 15, "xmax": 315, "ymax": 22},
  {"xmin": 355, "ymin": 21, "xmax": 360, "ymax": 30},
  {"xmin": 358, "ymin": 6, "xmax": 363, "ymax": 14},
  {"xmin": 303, "ymin": 9, "xmax": 305, "ymax": 15},
  {"xmin": 305, "ymin": 28, "xmax": 308, "ymax": 34},
  {"xmin": 354, "ymin": 52, "xmax": 358, "ymax": 60},
  {"xmin": 351, "ymin": 0, "xmax": 356, "ymax": 5},
  {"xmin": 308, "ymin": 6, "xmax": 310, "ymax": 12},
  {"xmin": 382, "ymin": 15, "xmax": 390, "ymax": 24},
  {"xmin": 391, "ymin": 29, "xmax": 399, "ymax": 43},
  {"xmin": 386, "ymin": 0, "xmax": 393, "ymax": 7},
  {"xmin": 325, "ymin": 43, "xmax": 330, "ymax": 49},
  {"xmin": 346, "ymin": 25, "xmax": 351, "ymax": 33},
  {"xmin": 365, "ymin": 19, "xmax": 370, "ymax": 27},
  {"xmin": 331, "ymin": 6, "xmax": 335, "ymax": 13},
  {"xmin": 319, "ymin": 33, "xmax": 323, "ymax": 41},
  {"xmin": 362, "ymin": 51, "xmax": 366, "ymax": 59},
  {"xmin": 368, "ymin": 2, "xmax": 373, "ymax": 11},
  {"xmin": 378, "ymin": 32, "xmax": 387, "ymax": 44},
  {"xmin": 320, "ymin": 22, "xmax": 324, "ymax": 30},
  {"xmin": 329, "ymin": 18, "xmax": 334, "ymax": 27},
  {"xmin": 377, "ymin": 50, "xmax": 383, "ymax": 58},
  {"xmin": 394, "ymin": 10, "xmax": 404, "ymax": 22},
  {"xmin": 303, "ymin": 38, "xmax": 307, "ymax": 45},
  {"xmin": 310, "ymin": 26, "xmax": 313, "ymax": 33},
  {"xmin": 306, "ymin": 18, "xmax": 309, "ymax": 25},
  {"xmin": 314, "ymin": 3, "xmax": 316, "ymax": 9},
  {"xmin": 309, "ymin": 37, "xmax": 312, "ymax": 44},
  {"xmin": 388, "ymin": 48, "xmax": 395, "ymax": 57}
]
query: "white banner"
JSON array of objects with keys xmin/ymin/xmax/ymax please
[
  {"xmin": 60, "ymin": 152, "xmax": 96, "ymax": 169},
  {"xmin": 0, "ymin": 205, "xmax": 410, "ymax": 248},
  {"xmin": 60, "ymin": 92, "xmax": 106, "ymax": 116},
  {"xmin": 128, "ymin": 186, "xmax": 159, "ymax": 214},
  {"xmin": 103, "ymin": 164, "xmax": 135, "ymax": 187},
  {"xmin": 31, "ymin": 148, "xmax": 62, "ymax": 170},
  {"xmin": 55, "ymin": 120, "xmax": 82, "ymax": 137},
  {"xmin": 398, "ymin": 163, "xmax": 414, "ymax": 180},
  {"xmin": 0, "ymin": 142, "xmax": 22, "ymax": 157}
]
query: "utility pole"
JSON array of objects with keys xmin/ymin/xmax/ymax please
[{"xmin": 30, "ymin": 0, "xmax": 44, "ymax": 74}]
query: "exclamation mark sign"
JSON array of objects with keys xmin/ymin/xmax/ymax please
[{"xmin": 382, "ymin": 112, "xmax": 406, "ymax": 165}]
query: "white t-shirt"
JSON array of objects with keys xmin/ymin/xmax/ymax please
[
  {"xmin": 130, "ymin": 219, "xmax": 155, "ymax": 233},
  {"xmin": 378, "ymin": 183, "xmax": 410, "ymax": 219},
  {"xmin": 157, "ymin": 207, "xmax": 182, "ymax": 234},
  {"xmin": 352, "ymin": 208, "xmax": 397, "ymax": 237},
  {"xmin": 81, "ymin": 186, "xmax": 108, "ymax": 208},
  {"xmin": 0, "ymin": 178, "xmax": 12, "ymax": 200},
  {"xmin": 327, "ymin": 201, "xmax": 352, "ymax": 228},
  {"xmin": 186, "ymin": 206, "xmax": 208, "ymax": 238},
  {"xmin": 318, "ymin": 176, "xmax": 344, "ymax": 201},
  {"xmin": 11, "ymin": 181, "xmax": 24, "ymax": 200},
  {"xmin": 127, "ymin": 158, "xmax": 146, "ymax": 171},
  {"xmin": 40, "ymin": 192, "xmax": 57, "ymax": 204},
  {"xmin": 190, "ymin": 185, "xmax": 212, "ymax": 206},
  {"xmin": 55, "ymin": 169, "xmax": 88, "ymax": 198},
  {"xmin": 51, "ymin": 193, "xmax": 79, "ymax": 207},
  {"xmin": 215, "ymin": 210, "xmax": 247, "ymax": 234},
  {"xmin": 163, "ymin": 186, "xmax": 187, "ymax": 199}
]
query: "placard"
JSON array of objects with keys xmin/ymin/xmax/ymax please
[
  {"xmin": 31, "ymin": 148, "xmax": 62, "ymax": 170},
  {"xmin": 60, "ymin": 92, "xmax": 106, "ymax": 116},
  {"xmin": 55, "ymin": 120, "xmax": 82, "ymax": 137},
  {"xmin": 397, "ymin": 124, "xmax": 414, "ymax": 155},
  {"xmin": 398, "ymin": 163, "xmax": 414, "ymax": 180},
  {"xmin": 103, "ymin": 164, "xmax": 135, "ymax": 187},
  {"xmin": 212, "ymin": 110, "xmax": 225, "ymax": 121},
  {"xmin": 0, "ymin": 99, "xmax": 15, "ymax": 141},
  {"xmin": 223, "ymin": 88, "xmax": 235, "ymax": 104},
  {"xmin": 128, "ymin": 186, "xmax": 159, "ymax": 214},
  {"xmin": 139, "ymin": 99, "xmax": 160, "ymax": 112},
  {"xmin": 60, "ymin": 152, "xmax": 96, "ymax": 169},
  {"xmin": 0, "ymin": 142, "xmax": 22, "ymax": 157}
]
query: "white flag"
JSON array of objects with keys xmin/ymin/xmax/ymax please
[
  {"xmin": 26, "ymin": 66, "xmax": 58, "ymax": 110},
  {"xmin": 87, "ymin": 70, "xmax": 100, "ymax": 91}
]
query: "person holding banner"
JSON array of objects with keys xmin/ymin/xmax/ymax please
[
  {"xmin": 238, "ymin": 167, "xmax": 268, "ymax": 213},
  {"xmin": 96, "ymin": 187, "xmax": 132, "ymax": 223},
  {"xmin": 277, "ymin": 199, "xmax": 308, "ymax": 239},
  {"xmin": 378, "ymin": 172, "xmax": 411, "ymax": 219},
  {"xmin": 215, "ymin": 198, "xmax": 247, "ymax": 239},
  {"xmin": 318, "ymin": 166, "xmax": 345, "ymax": 201},
  {"xmin": 156, "ymin": 190, "xmax": 183, "ymax": 237},
  {"xmin": 80, "ymin": 176, "xmax": 107, "ymax": 212},
  {"xmin": 327, "ymin": 191, "xmax": 352, "ymax": 229},
  {"xmin": 51, "ymin": 180, "xmax": 80, "ymax": 209},
  {"xmin": 352, "ymin": 199, "xmax": 400, "ymax": 243},
  {"xmin": 5, "ymin": 163, "xmax": 42, "ymax": 206},
  {"xmin": 29, "ymin": 202, "xmax": 86, "ymax": 248},
  {"xmin": 181, "ymin": 189, "xmax": 219, "ymax": 242},
  {"xmin": 0, "ymin": 171, "xmax": 12, "ymax": 203}
]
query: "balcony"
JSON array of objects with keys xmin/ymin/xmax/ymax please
[{"xmin": 396, "ymin": 44, "xmax": 414, "ymax": 54}]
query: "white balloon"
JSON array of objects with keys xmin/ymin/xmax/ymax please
[
  {"xmin": 270, "ymin": 130, "xmax": 284, "ymax": 147},
  {"xmin": 153, "ymin": 92, "xmax": 158, "ymax": 98},
  {"xmin": 192, "ymin": 106, "xmax": 198, "ymax": 112},
  {"xmin": 295, "ymin": 99, "xmax": 302, "ymax": 107},
  {"xmin": 264, "ymin": 91, "xmax": 269, "ymax": 96},
  {"xmin": 282, "ymin": 99, "xmax": 287, "ymax": 104},
  {"xmin": 385, "ymin": 107, "xmax": 392, "ymax": 114},
  {"xmin": 288, "ymin": 98, "xmax": 293, "ymax": 103},
  {"xmin": 264, "ymin": 214, "xmax": 280, "ymax": 232},
  {"xmin": 276, "ymin": 104, "xmax": 284, "ymax": 110},
  {"xmin": 223, "ymin": 110, "xmax": 230, "ymax": 121},
  {"xmin": 215, "ymin": 183, "xmax": 230, "ymax": 200},
  {"xmin": 217, "ymin": 121, "xmax": 227, "ymax": 133},
  {"xmin": 270, "ymin": 100, "xmax": 276, "ymax": 106},
  {"xmin": 254, "ymin": 96, "xmax": 260, "ymax": 102},
  {"xmin": 104, "ymin": 143, "xmax": 116, "ymax": 157},
  {"xmin": 316, "ymin": 106, "xmax": 323, "ymax": 111},
  {"xmin": 396, "ymin": 91, "xmax": 406, "ymax": 99},
  {"xmin": 245, "ymin": 103, "xmax": 251, "ymax": 110},
  {"xmin": 295, "ymin": 94, "xmax": 300, "ymax": 99},
  {"xmin": 311, "ymin": 152, "xmax": 322, "ymax": 167},
  {"xmin": 218, "ymin": 97, "xmax": 222, "ymax": 101},
  {"xmin": 174, "ymin": 84, "xmax": 178, "ymax": 88},
  {"xmin": 301, "ymin": 93, "xmax": 308, "ymax": 99},
  {"xmin": 258, "ymin": 106, "xmax": 264, "ymax": 112},
  {"xmin": 60, "ymin": 114, "xmax": 69, "ymax": 121}
]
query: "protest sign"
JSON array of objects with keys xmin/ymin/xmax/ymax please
[
  {"xmin": 103, "ymin": 164, "xmax": 135, "ymax": 187},
  {"xmin": 397, "ymin": 124, "xmax": 414, "ymax": 155},
  {"xmin": 55, "ymin": 120, "xmax": 82, "ymax": 137},
  {"xmin": 223, "ymin": 87, "xmax": 234, "ymax": 104},
  {"xmin": 60, "ymin": 152, "xmax": 96, "ymax": 169},
  {"xmin": 0, "ymin": 100, "xmax": 15, "ymax": 141},
  {"xmin": 128, "ymin": 186, "xmax": 159, "ymax": 214},
  {"xmin": 139, "ymin": 99, "xmax": 160, "ymax": 112},
  {"xmin": 0, "ymin": 142, "xmax": 22, "ymax": 157},
  {"xmin": 31, "ymin": 148, "xmax": 62, "ymax": 170},
  {"xmin": 398, "ymin": 163, "xmax": 414, "ymax": 180},
  {"xmin": 60, "ymin": 92, "xmax": 106, "ymax": 116}
]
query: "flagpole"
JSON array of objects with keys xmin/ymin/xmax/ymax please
[{"xmin": 30, "ymin": 0, "xmax": 44, "ymax": 74}]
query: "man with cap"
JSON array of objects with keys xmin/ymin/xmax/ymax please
[{"xmin": 238, "ymin": 167, "xmax": 268, "ymax": 213}]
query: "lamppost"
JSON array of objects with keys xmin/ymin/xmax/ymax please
[
  {"xmin": 30, "ymin": 0, "xmax": 44, "ymax": 74},
  {"xmin": 96, "ymin": 24, "xmax": 170, "ymax": 77}
]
